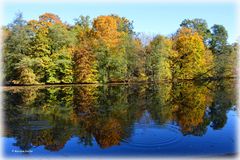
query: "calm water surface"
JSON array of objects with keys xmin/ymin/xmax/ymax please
[{"xmin": 2, "ymin": 80, "xmax": 238, "ymax": 157}]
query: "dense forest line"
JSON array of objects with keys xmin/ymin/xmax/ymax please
[{"xmin": 2, "ymin": 13, "xmax": 238, "ymax": 85}]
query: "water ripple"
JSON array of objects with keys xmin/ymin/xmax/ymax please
[{"xmin": 121, "ymin": 123, "xmax": 182, "ymax": 149}]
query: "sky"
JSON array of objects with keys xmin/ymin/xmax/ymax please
[{"xmin": 2, "ymin": 2, "xmax": 238, "ymax": 43}]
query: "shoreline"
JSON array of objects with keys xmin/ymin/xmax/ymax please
[{"xmin": 1, "ymin": 77, "xmax": 237, "ymax": 90}]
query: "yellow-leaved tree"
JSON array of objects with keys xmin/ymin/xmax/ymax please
[
  {"xmin": 93, "ymin": 15, "xmax": 130, "ymax": 83},
  {"xmin": 172, "ymin": 27, "xmax": 213, "ymax": 80}
]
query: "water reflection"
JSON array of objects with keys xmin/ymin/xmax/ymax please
[{"xmin": 3, "ymin": 80, "xmax": 237, "ymax": 155}]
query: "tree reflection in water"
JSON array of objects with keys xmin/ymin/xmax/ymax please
[{"xmin": 3, "ymin": 79, "xmax": 236, "ymax": 152}]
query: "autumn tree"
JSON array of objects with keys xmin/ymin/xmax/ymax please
[
  {"xmin": 180, "ymin": 18, "xmax": 211, "ymax": 46},
  {"xmin": 3, "ymin": 13, "xmax": 236, "ymax": 84},
  {"xmin": 27, "ymin": 13, "xmax": 74, "ymax": 83},
  {"xmin": 39, "ymin": 13, "xmax": 62, "ymax": 25},
  {"xmin": 73, "ymin": 16, "xmax": 98, "ymax": 83},
  {"xmin": 93, "ymin": 15, "xmax": 130, "ymax": 83},
  {"xmin": 172, "ymin": 27, "xmax": 213, "ymax": 80}
]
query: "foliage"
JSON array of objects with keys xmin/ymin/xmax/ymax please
[
  {"xmin": 146, "ymin": 35, "xmax": 174, "ymax": 81},
  {"xmin": 180, "ymin": 18, "xmax": 211, "ymax": 46},
  {"xmin": 210, "ymin": 24, "xmax": 228, "ymax": 55},
  {"xmin": 172, "ymin": 27, "xmax": 213, "ymax": 80},
  {"xmin": 209, "ymin": 25, "xmax": 237, "ymax": 78},
  {"xmin": 72, "ymin": 16, "xmax": 97, "ymax": 83},
  {"xmin": 93, "ymin": 15, "xmax": 130, "ymax": 82},
  {"xmin": 3, "ymin": 13, "xmax": 237, "ymax": 85}
]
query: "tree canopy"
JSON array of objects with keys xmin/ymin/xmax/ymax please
[{"xmin": 2, "ymin": 13, "xmax": 237, "ymax": 85}]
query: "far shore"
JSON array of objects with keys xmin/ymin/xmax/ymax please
[{"xmin": 1, "ymin": 77, "xmax": 237, "ymax": 90}]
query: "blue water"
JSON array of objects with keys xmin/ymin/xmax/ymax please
[
  {"xmin": 2, "ymin": 81, "xmax": 238, "ymax": 157},
  {"xmin": 3, "ymin": 110, "xmax": 237, "ymax": 157}
]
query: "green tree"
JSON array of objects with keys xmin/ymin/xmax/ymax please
[
  {"xmin": 210, "ymin": 24, "xmax": 228, "ymax": 55},
  {"xmin": 146, "ymin": 35, "xmax": 174, "ymax": 81},
  {"xmin": 125, "ymin": 38, "xmax": 147, "ymax": 81},
  {"xmin": 213, "ymin": 43, "xmax": 237, "ymax": 78},
  {"xmin": 48, "ymin": 24, "xmax": 75, "ymax": 83},
  {"xmin": 209, "ymin": 25, "xmax": 237, "ymax": 78},
  {"xmin": 3, "ymin": 13, "xmax": 38, "ymax": 84}
]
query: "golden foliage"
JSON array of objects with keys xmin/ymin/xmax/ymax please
[
  {"xmin": 173, "ymin": 27, "xmax": 212, "ymax": 79},
  {"xmin": 93, "ymin": 16, "xmax": 123, "ymax": 48}
]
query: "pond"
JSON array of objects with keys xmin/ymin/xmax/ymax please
[{"xmin": 2, "ymin": 79, "xmax": 238, "ymax": 158}]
